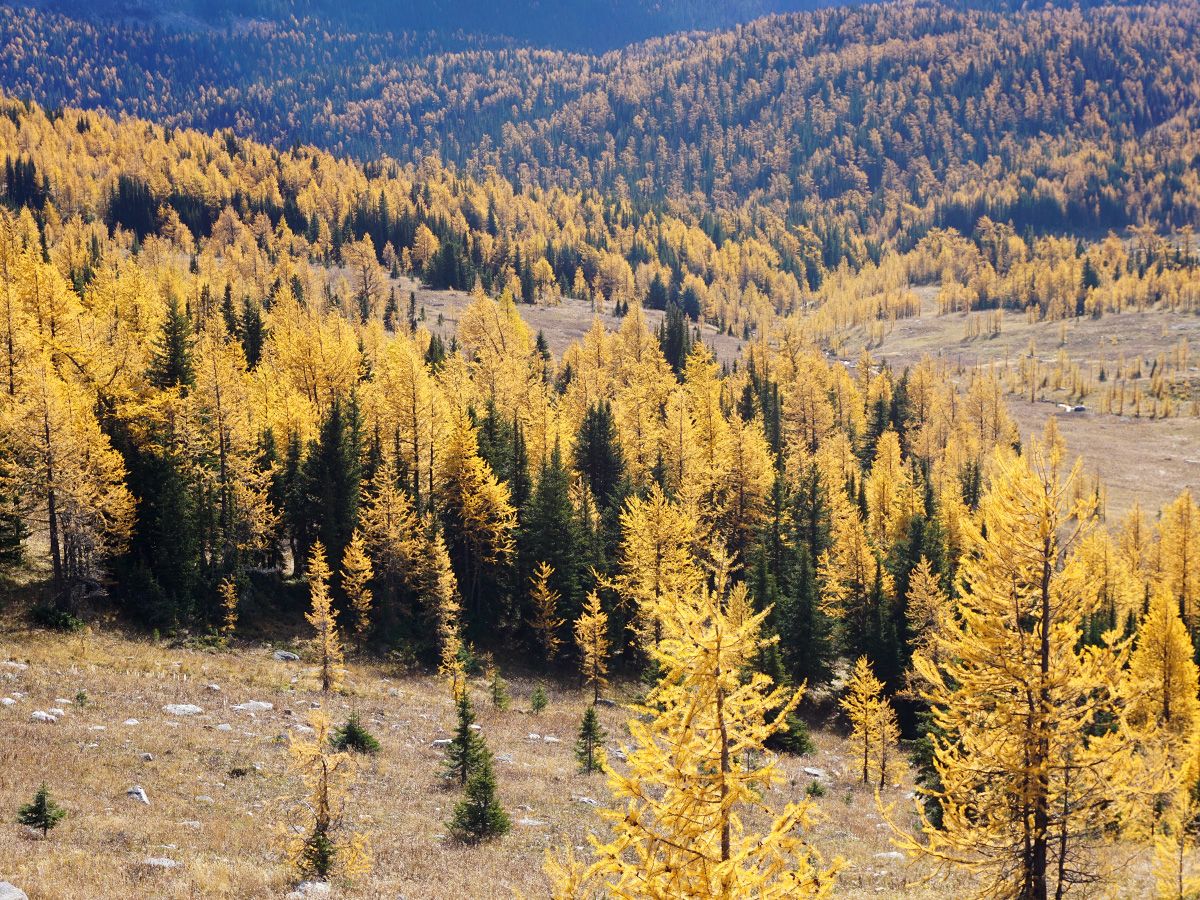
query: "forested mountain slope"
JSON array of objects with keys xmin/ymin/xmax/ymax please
[
  {"xmin": 2, "ymin": 0, "xmax": 1197, "ymax": 262},
  {"xmin": 11, "ymin": 0, "xmax": 825, "ymax": 51}
]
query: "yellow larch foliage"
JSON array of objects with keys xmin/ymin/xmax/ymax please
[
  {"xmin": 574, "ymin": 591, "xmax": 610, "ymax": 703},
  {"xmin": 219, "ymin": 576, "xmax": 238, "ymax": 638},
  {"xmin": 529, "ymin": 561, "xmax": 565, "ymax": 661},
  {"xmin": 548, "ymin": 572, "xmax": 839, "ymax": 898},
  {"xmin": 896, "ymin": 437, "xmax": 1132, "ymax": 899},
  {"xmin": 281, "ymin": 709, "xmax": 371, "ymax": 880},
  {"xmin": 305, "ymin": 541, "xmax": 345, "ymax": 694},
  {"xmin": 1158, "ymin": 489, "xmax": 1200, "ymax": 632},
  {"xmin": 840, "ymin": 655, "xmax": 901, "ymax": 788},
  {"xmin": 341, "ymin": 529, "xmax": 374, "ymax": 651},
  {"xmin": 613, "ymin": 483, "xmax": 702, "ymax": 649}
]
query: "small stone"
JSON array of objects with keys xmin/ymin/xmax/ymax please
[
  {"xmin": 527, "ymin": 733, "xmax": 541, "ymax": 741},
  {"xmin": 543, "ymin": 735, "xmax": 561, "ymax": 744},
  {"xmin": 177, "ymin": 820, "xmax": 202, "ymax": 830},
  {"xmin": 123, "ymin": 718, "xmax": 140, "ymax": 726},
  {"xmin": 517, "ymin": 817, "xmax": 548, "ymax": 827},
  {"xmin": 163, "ymin": 703, "xmax": 203, "ymax": 717},
  {"xmin": 215, "ymin": 723, "xmax": 233, "ymax": 732},
  {"xmin": 0, "ymin": 661, "xmax": 28, "ymax": 671},
  {"xmin": 285, "ymin": 881, "xmax": 331, "ymax": 899},
  {"xmin": 874, "ymin": 851, "xmax": 905, "ymax": 861},
  {"xmin": 467, "ymin": 723, "xmax": 481, "ymax": 731},
  {"xmin": 206, "ymin": 683, "xmax": 221, "ymax": 693},
  {"xmin": 140, "ymin": 752, "xmax": 154, "ymax": 762},
  {"xmin": 0, "ymin": 882, "xmax": 29, "ymax": 900},
  {"xmin": 127, "ymin": 785, "xmax": 150, "ymax": 805},
  {"xmin": 0, "ymin": 698, "xmax": 14, "ymax": 706},
  {"xmin": 30, "ymin": 710, "xmax": 56, "ymax": 723},
  {"xmin": 595, "ymin": 697, "xmax": 617, "ymax": 707},
  {"xmin": 47, "ymin": 707, "xmax": 66, "ymax": 718},
  {"xmin": 194, "ymin": 795, "xmax": 215, "ymax": 804},
  {"xmin": 803, "ymin": 767, "xmax": 826, "ymax": 779},
  {"xmin": 142, "ymin": 857, "xmax": 179, "ymax": 869},
  {"xmin": 573, "ymin": 796, "xmax": 598, "ymax": 806},
  {"xmin": 495, "ymin": 753, "xmax": 514, "ymax": 764},
  {"xmin": 233, "ymin": 700, "xmax": 273, "ymax": 713},
  {"xmin": 431, "ymin": 738, "xmax": 452, "ymax": 747},
  {"xmin": 54, "ymin": 698, "xmax": 72, "ymax": 706},
  {"xmin": 273, "ymin": 650, "xmax": 300, "ymax": 662}
]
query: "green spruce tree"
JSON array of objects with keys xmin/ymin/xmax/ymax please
[
  {"xmin": 330, "ymin": 713, "xmax": 381, "ymax": 755},
  {"xmin": 575, "ymin": 704, "xmax": 607, "ymax": 774},
  {"xmin": 148, "ymin": 295, "xmax": 196, "ymax": 391},
  {"xmin": 448, "ymin": 742, "xmax": 509, "ymax": 844},
  {"xmin": 531, "ymin": 685, "xmax": 548, "ymax": 715},
  {"xmin": 443, "ymin": 690, "xmax": 487, "ymax": 786},
  {"xmin": 18, "ymin": 783, "xmax": 65, "ymax": 836}
]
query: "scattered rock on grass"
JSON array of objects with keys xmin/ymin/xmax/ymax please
[
  {"xmin": 285, "ymin": 881, "xmax": 331, "ymax": 899},
  {"xmin": 163, "ymin": 704, "xmax": 203, "ymax": 717},
  {"xmin": 127, "ymin": 785, "xmax": 150, "ymax": 805},
  {"xmin": 273, "ymin": 650, "xmax": 300, "ymax": 662},
  {"xmin": 0, "ymin": 882, "xmax": 29, "ymax": 900},
  {"xmin": 233, "ymin": 701, "xmax": 273, "ymax": 713},
  {"xmin": 30, "ymin": 710, "xmax": 55, "ymax": 723},
  {"xmin": 141, "ymin": 857, "xmax": 179, "ymax": 870}
]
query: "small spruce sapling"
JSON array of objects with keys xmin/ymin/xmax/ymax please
[
  {"xmin": 331, "ymin": 713, "xmax": 381, "ymax": 755},
  {"xmin": 531, "ymin": 685, "xmax": 548, "ymax": 715},
  {"xmin": 488, "ymin": 664, "xmax": 510, "ymax": 710},
  {"xmin": 448, "ymin": 743, "xmax": 510, "ymax": 843},
  {"xmin": 575, "ymin": 704, "xmax": 607, "ymax": 774},
  {"xmin": 18, "ymin": 783, "xmax": 65, "ymax": 836},
  {"xmin": 443, "ymin": 690, "xmax": 487, "ymax": 786}
]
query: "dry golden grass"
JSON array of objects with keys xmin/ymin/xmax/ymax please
[
  {"xmin": 0, "ymin": 627, "xmax": 1159, "ymax": 898},
  {"xmin": 843, "ymin": 294, "xmax": 1200, "ymax": 518}
]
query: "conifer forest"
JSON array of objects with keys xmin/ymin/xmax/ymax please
[{"xmin": 0, "ymin": 0, "xmax": 1199, "ymax": 897}]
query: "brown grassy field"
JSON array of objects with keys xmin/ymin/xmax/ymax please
[
  {"xmin": 843, "ymin": 295, "xmax": 1200, "ymax": 519},
  {"xmin": 393, "ymin": 276, "xmax": 748, "ymax": 365},
  {"xmin": 0, "ymin": 625, "xmax": 1164, "ymax": 898}
]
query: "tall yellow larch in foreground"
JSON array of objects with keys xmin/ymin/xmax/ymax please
[
  {"xmin": 281, "ymin": 709, "xmax": 371, "ymax": 880},
  {"xmin": 341, "ymin": 529, "xmax": 374, "ymax": 652},
  {"xmin": 574, "ymin": 591, "xmax": 610, "ymax": 703},
  {"xmin": 528, "ymin": 561, "xmax": 565, "ymax": 661},
  {"xmin": 548, "ymin": 575, "xmax": 839, "ymax": 898},
  {"xmin": 305, "ymin": 542, "xmax": 345, "ymax": 693},
  {"xmin": 896, "ymin": 437, "xmax": 1132, "ymax": 899}
]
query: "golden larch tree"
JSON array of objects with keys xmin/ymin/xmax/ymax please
[
  {"xmin": 548, "ymin": 571, "xmax": 839, "ymax": 898},
  {"xmin": 340, "ymin": 529, "xmax": 374, "ymax": 652},
  {"xmin": 574, "ymin": 590, "xmax": 610, "ymax": 703},
  {"xmin": 281, "ymin": 709, "xmax": 371, "ymax": 880},
  {"xmin": 897, "ymin": 436, "xmax": 1132, "ymax": 899},
  {"xmin": 306, "ymin": 542, "xmax": 345, "ymax": 693},
  {"xmin": 529, "ymin": 560, "xmax": 565, "ymax": 661}
]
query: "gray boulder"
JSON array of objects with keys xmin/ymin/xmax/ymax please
[
  {"xmin": 273, "ymin": 650, "xmax": 300, "ymax": 662},
  {"xmin": 162, "ymin": 703, "xmax": 203, "ymax": 717},
  {"xmin": 127, "ymin": 785, "xmax": 150, "ymax": 805},
  {"xmin": 0, "ymin": 882, "xmax": 29, "ymax": 900}
]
